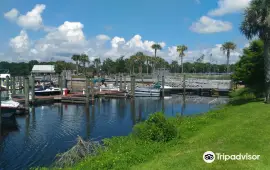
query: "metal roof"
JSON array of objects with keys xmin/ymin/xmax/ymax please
[{"xmin": 31, "ymin": 65, "xmax": 55, "ymax": 73}]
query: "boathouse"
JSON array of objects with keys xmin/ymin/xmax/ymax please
[{"xmin": 31, "ymin": 65, "xmax": 55, "ymax": 80}]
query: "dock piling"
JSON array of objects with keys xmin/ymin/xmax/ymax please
[
  {"xmin": 31, "ymin": 75, "xmax": 35, "ymax": 103},
  {"xmin": 115, "ymin": 74, "xmax": 118, "ymax": 86},
  {"xmin": 131, "ymin": 75, "xmax": 135, "ymax": 97},
  {"xmin": 6, "ymin": 76, "xmax": 10, "ymax": 94},
  {"xmin": 120, "ymin": 73, "xmax": 123, "ymax": 90},
  {"xmin": 19, "ymin": 76, "xmax": 22, "ymax": 93},
  {"xmin": 24, "ymin": 77, "xmax": 29, "ymax": 111},
  {"xmin": 162, "ymin": 75, "xmax": 165, "ymax": 97},
  {"xmin": 91, "ymin": 79, "xmax": 94, "ymax": 102},
  {"xmin": 183, "ymin": 74, "xmax": 186, "ymax": 97},
  {"xmin": 124, "ymin": 74, "xmax": 126, "ymax": 91},
  {"xmin": 12, "ymin": 77, "xmax": 16, "ymax": 95},
  {"xmin": 0, "ymin": 88, "xmax": 2, "ymax": 131},
  {"xmin": 85, "ymin": 76, "xmax": 90, "ymax": 103}
]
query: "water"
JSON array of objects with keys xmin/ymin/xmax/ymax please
[{"xmin": 0, "ymin": 96, "xmax": 227, "ymax": 170}]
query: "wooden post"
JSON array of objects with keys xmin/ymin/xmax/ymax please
[
  {"xmin": 23, "ymin": 77, "xmax": 25, "ymax": 94},
  {"xmin": 0, "ymin": 87, "xmax": 2, "ymax": 131},
  {"xmin": 12, "ymin": 76, "xmax": 16, "ymax": 95},
  {"xmin": 162, "ymin": 75, "xmax": 165, "ymax": 97},
  {"xmin": 115, "ymin": 74, "xmax": 118, "ymax": 86},
  {"xmin": 24, "ymin": 77, "xmax": 29, "ymax": 111},
  {"xmin": 63, "ymin": 74, "xmax": 67, "ymax": 88},
  {"xmin": 85, "ymin": 76, "xmax": 90, "ymax": 103},
  {"xmin": 91, "ymin": 79, "xmax": 95, "ymax": 102},
  {"xmin": 6, "ymin": 76, "xmax": 10, "ymax": 94},
  {"xmin": 120, "ymin": 73, "xmax": 123, "ymax": 91},
  {"xmin": 131, "ymin": 75, "xmax": 135, "ymax": 97},
  {"xmin": 70, "ymin": 75, "xmax": 73, "ymax": 92},
  {"xmin": 19, "ymin": 76, "xmax": 22, "ymax": 93},
  {"xmin": 183, "ymin": 74, "xmax": 186, "ymax": 98},
  {"xmin": 58, "ymin": 74, "xmax": 63, "ymax": 94},
  {"xmin": 31, "ymin": 75, "xmax": 35, "ymax": 103},
  {"xmin": 124, "ymin": 74, "xmax": 126, "ymax": 91}
]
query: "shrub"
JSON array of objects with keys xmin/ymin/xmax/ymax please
[{"xmin": 133, "ymin": 112, "xmax": 177, "ymax": 142}]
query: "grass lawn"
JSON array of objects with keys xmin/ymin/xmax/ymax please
[{"xmin": 51, "ymin": 100, "xmax": 269, "ymax": 170}]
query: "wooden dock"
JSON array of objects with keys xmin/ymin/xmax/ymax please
[{"xmin": 12, "ymin": 91, "xmax": 129, "ymax": 105}]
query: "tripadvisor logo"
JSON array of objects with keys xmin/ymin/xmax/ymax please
[{"xmin": 203, "ymin": 151, "xmax": 260, "ymax": 163}]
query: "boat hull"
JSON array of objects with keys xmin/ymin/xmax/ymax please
[
  {"xmin": 134, "ymin": 88, "xmax": 161, "ymax": 97},
  {"xmin": 35, "ymin": 91, "xmax": 61, "ymax": 96}
]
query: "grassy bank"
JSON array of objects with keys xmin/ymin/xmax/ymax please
[{"xmin": 37, "ymin": 90, "xmax": 270, "ymax": 170}]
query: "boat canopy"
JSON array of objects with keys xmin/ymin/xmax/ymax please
[
  {"xmin": 153, "ymin": 82, "xmax": 161, "ymax": 88},
  {"xmin": 92, "ymin": 78, "xmax": 105, "ymax": 83}
]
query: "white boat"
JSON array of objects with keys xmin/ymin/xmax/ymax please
[
  {"xmin": 1, "ymin": 99, "xmax": 24, "ymax": 116},
  {"xmin": 134, "ymin": 87, "xmax": 160, "ymax": 97},
  {"xmin": 34, "ymin": 86, "xmax": 62, "ymax": 96}
]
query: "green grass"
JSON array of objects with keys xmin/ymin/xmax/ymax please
[{"xmin": 36, "ymin": 90, "xmax": 270, "ymax": 170}]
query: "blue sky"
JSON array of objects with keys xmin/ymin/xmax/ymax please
[{"xmin": 0, "ymin": 0, "xmax": 251, "ymax": 63}]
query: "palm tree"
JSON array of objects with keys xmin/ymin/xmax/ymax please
[
  {"xmin": 171, "ymin": 60, "xmax": 178, "ymax": 73},
  {"xmin": 240, "ymin": 0, "xmax": 270, "ymax": 103},
  {"xmin": 130, "ymin": 55, "xmax": 137, "ymax": 74},
  {"xmin": 177, "ymin": 45, "xmax": 188, "ymax": 73},
  {"xmin": 221, "ymin": 42, "xmax": 236, "ymax": 73},
  {"xmin": 145, "ymin": 56, "xmax": 150, "ymax": 75},
  {"xmin": 80, "ymin": 54, "xmax": 89, "ymax": 74},
  {"xmin": 93, "ymin": 57, "xmax": 101, "ymax": 72},
  {"xmin": 134, "ymin": 52, "xmax": 145, "ymax": 75},
  {"xmin": 72, "ymin": 54, "xmax": 80, "ymax": 74},
  {"xmin": 151, "ymin": 44, "xmax": 162, "ymax": 73}
]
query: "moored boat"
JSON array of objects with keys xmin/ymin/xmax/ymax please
[
  {"xmin": 134, "ymin": 87, "xmax": 160, "ymax": 97},
  {"xmin": 1, "ymin": 99, "xmax": 25, "ymax": 115}
]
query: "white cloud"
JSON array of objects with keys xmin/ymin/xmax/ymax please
[
  {"xmin": 96, "ymin": 34, "xmax": 111, "ymax": 41},
  {"xmin": 4, "ymin": 4, "xmax": 46, "ymax": 30},
  {"xmin": 190, "ymin": 16, "xmax": 232, "ymax": 34},
  {"xmin": 105, "ymin": 35, "xmax": 166, "ymax": 59},
  {"xmin": 9, "ymin": 30, "xmax": 30, "ymax": 53},
  {"xmin": 4, "ymin": 8, "xmax": 19, "ymax": 21},
  {"xmin": 208, "ymin": 0, "xmax": 251, "ymax": 16}
]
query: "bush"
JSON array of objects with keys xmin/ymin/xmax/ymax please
[{"xmin": 132, "ymin": 112, "xmax": 177, "ymax": 142}]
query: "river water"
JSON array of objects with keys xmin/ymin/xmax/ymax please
[{"xmin": 0, "ymin": 96, "xmax": 228, "ymax": 170}]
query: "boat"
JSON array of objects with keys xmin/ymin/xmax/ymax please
[
  {"xmin": 134, "ymin": 87, "xmax": 160, "ymax": 97},
  {"xmin": 34, "ymin": 86, "xmax": 62, "ymax": 96},
  {"xmin": 1, "ymin": 99, "xmax": 25, "ymax": 116}
]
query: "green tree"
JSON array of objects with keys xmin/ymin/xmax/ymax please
[
  {"xmin": 232, "ymin": 40, "xmax": 264, "ymax": 96},
  {"xmin": 240, "ymin": 0, "xmax": 270, "ymax": 102},
  {"xmin": 177, "ymin": 45, "xmax": 188, "ymax": 73},
  {"xmin": 134, "ymin": 52, "xmax": 145, "ymax": 75},
  {"xmin": 170, "ymin": 60, "xmax": 178, "ymax": 73},
  {"xmin": 221, "ymin": 42, "xmax": 236, "ymax": 73},
  {"xmin": 72, "ymin": 54, "xmax": 80, "ymax": 74},
  {"xmin": 93, "ymin": 57, "xmax": 101, "ymax": 72},
  {"xmin": 80, "ymin": 54, "xmax": 89, "ymax": 74},
  {"xmin": 151, "ymin": 44, "xmax": 162, "ymax": 73}
]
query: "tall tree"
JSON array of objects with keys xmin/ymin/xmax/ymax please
[
  {"xmin": 177, "ymin": 45, "xmax": 188, "ymax": 73},
  {"xmin": 232, "ymin": 39, "xmax": 264, "ymax": 96},
  {"xmin": 80, "ymin": 54, "xmax": 89, "ymax": 74},
  {"xmin": 145, "ymin": 56, "xmax": 151, "ymax": 75},
  {"xmin": 221, "ymin": 42, "xmax": 236, "ymax": 73},
  {"xmin": 151, "ymin": 44, "xmax": 162, "ymax": 73},
  {"xmin": 134, "ymin": 52, "xmax": 145, "ymax": 75},
  {"xmin": 240, "ymin": 0, "xmax": 270, "ymax": 102},
  {"xmin": 93, "ymin": 57, "xmax": 101, "ymax": 72},
  {"xmin": 72, "ymin": 54, "xmax": 80, "ymax": 74}
]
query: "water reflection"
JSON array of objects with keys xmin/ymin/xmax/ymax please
[{"xmin": 0, "ymin": 96, "xmax": 227, "ymax": 170}]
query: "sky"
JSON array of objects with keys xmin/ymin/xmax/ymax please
[{"xmin": 0, "ymin": 0, "xmax": 252, "ymax": 64}]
